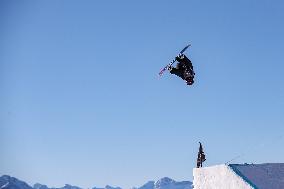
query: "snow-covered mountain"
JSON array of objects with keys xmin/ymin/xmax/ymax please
[
  {"xmin": 135, "ymin": 177, "xmax": 192, "ymax": 189},
  {"xmin": 93, "ymin": 185, "xmax": 122, "ymax": 189},
  {"xmin": 33, "ymin": 184, "xmax": 82, "ymax": 189},
  {"xmin": 0, "ymin": 175, "xmax": 33, "ymax": 189},
  {"xmin": 0, "ymin": 176, "xmax": 192, "ymax": 189}
]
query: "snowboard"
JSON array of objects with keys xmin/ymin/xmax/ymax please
[{"xmin": 159, "ymin": 44, "xmax": 191, "ymax": 76}]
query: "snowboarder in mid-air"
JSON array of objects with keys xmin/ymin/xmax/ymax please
[
  {"xmin": 158, "ymin": 44, "xmax": 195, "ymax": 86},
  {"xmin": 168, "ymin": 54, "xmax": 195, "ymax": 85}
]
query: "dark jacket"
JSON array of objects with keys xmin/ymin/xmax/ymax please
[
  {"xmin": 170, "ymin": 55, "xmax": 194, "ymax": 81},
  {"xmin": 175, "ymin": 55, "xmax": 193, "ymax": 70},
  {"xmin": 170, "ymin": 63, "xmax": 186, "ymax": 79}
]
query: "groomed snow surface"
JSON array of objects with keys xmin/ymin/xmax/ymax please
[
  {"xmin": 193, "ymin": 163, "xmax": 284, "ymax": 189},
  {"xmin": 193, "ymin": 165, "xmax": 253, "ymax": 189}
]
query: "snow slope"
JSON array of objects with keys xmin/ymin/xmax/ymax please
[
  {"xmin": 193, "ymin": 163, "xmax": 284, "ymax": 189},
  {"xmin": 193, "ymin": 165, "xmax": 253, "ymax": 189},
  {"xmin": 230, "ymin": 163, "xmax": 284, "ymax": 189}
]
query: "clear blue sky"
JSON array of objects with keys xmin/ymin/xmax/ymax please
[{"xmin": 1, "ymin": 0, "xmax": 284, "ymax": 188}]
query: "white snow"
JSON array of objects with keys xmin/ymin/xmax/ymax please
[
  {"xmin": 193, "ymin": 163, "xmax": 284, "ymax": 189},
  {"xmin": 193, "ymin": 164, "xmax": 253, "ymax": 189}
]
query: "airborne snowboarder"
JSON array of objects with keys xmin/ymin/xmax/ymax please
[
  {"xmin": 158, "ymin": 44, "xmax": 195, "ymax": 86},
  {"xmin": 168, "ymin": 54, "xmax": 195, "ymax": 85}
]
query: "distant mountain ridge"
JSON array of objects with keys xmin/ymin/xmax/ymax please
[
  {"xmin": 0, "ymin": 175, "xmax": 33, "ymax": 189},
  {"xmin": 0, "ymin": 175, "xmax": 192, "ymax": 189},
  {"xmin": 133, "ymin": 177, "xmax": 192, "ymax": 189},
  {"xmin": 33, "ymin": 183, "xmax": 82, "ymax": 189}
]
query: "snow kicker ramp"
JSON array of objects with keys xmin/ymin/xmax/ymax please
[{"xmin": 193, "ymin": 163, "xmax": 284, "ymax": 189}]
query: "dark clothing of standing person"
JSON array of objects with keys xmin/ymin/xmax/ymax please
[{"xmin": 197, "ymin": 142, "xmax": 206, "ymax": 168}]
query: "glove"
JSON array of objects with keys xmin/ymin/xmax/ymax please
[{"xmin": 168, "ymin": 65, "xmax": 173, "ymax": 71}]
